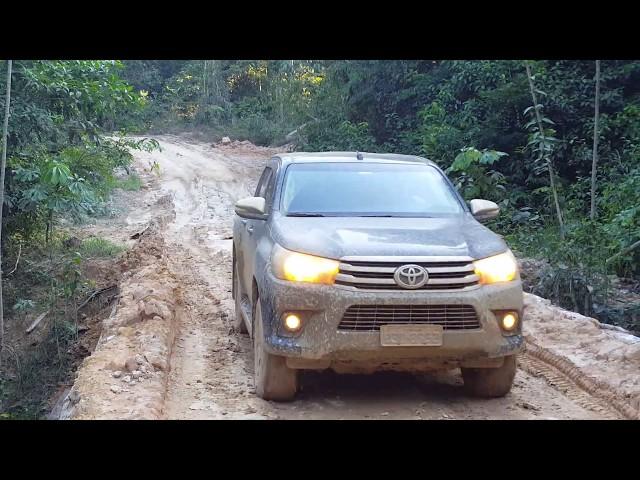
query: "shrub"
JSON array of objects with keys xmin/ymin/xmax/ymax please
[{"xmin": 79, "ymin": 237, "xmax": 125, "ymax": 257}]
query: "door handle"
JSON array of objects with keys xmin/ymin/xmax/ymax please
[
  {"xmin": 246, "ymin": 225, "xmax": 254, "ymax": 234},
  {"xmin": 240, "ymin": 219, "xmax": 248, "ymax": 225}
]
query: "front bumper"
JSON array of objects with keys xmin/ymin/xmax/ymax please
[{"xmin": 259, "ymin": 271, "xmax": 524, "ymax": 371}]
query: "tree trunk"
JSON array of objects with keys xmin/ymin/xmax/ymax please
[
  {"xmin": 279, "ymin": 83, "xmax": 284, "ymax": 124},
  {"xmin": 525, "ymin": 62, "xmax": 565, "ymax": 239},
  {"xmin": 0, "ymin": 60, "xmax": 12, "ymax": 357},
  {"xmin": 46, "ymin": 210, "xmax": 53, "ymax": 245},
  {"xmin": 590, "ymin": 60, "xmax": 601, "ymax": 221},
  {"xmin": 202, "ymin": 60, "xmax": 208, "ymax": 105}
]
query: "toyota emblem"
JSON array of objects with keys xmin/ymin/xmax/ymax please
[{"xmin": 394, "ymin": 264, "xmax": 429, "ymax": 289}]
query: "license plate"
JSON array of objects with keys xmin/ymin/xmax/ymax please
[{"xmin": 380, "ymin": 324, "xmax": 443, "ymax": 347}]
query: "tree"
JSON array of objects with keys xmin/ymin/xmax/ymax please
[
  {"xmin": 525, "ymin": 62, "xmax": 565, "ymax": 239},
  {"xmin": 447, "ymin": 147, "xmax": 508, "ymax": 201},
  {"xmin": 0, "ymin": 60, "xmax": 12, "ymax": 356},
  {"xmin": 590, "ymin": 60, "xmax": 601, "ymax": 221}
]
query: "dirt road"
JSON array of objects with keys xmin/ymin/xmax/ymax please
[{"xmin": 64, "ymin": 135, "xmax": 640, "ymax": 420}]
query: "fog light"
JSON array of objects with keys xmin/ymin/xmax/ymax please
[
  {"xmin": 501, "ymin": 312, "xmax": 518, "ymax": 331},
  {"xmin": 283, "ymin": 313, "xmax": 302, "ymax": 332}
]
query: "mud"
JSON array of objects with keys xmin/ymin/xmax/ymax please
[
  {"xmin": 62, "ymin": 197, "xmax": 183, "ymax": 419},
  {"xmin": 522, "ymin": 293, "xmax": 640, "ymax": 418},
  {"xmin": 60, "ymin": 134, "xmax": 639, "ymax": 420}
]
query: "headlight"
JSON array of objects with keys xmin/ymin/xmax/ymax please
[
  {"xmin": 272, "ymin": 245, "xmax": 339, "ymax": 284},
  {"xmin": 473, "ymin": 250, "xmax": 518, "ymax": 284}
]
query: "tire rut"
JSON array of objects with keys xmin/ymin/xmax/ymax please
[{"xmin": 520, "ymin": 339, "xmax": 638, "ymax": 420}]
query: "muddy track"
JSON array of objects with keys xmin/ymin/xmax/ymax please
[
  {"xmin": 521, "ymin": 342, "xmax": 637, "ymax": 420},
  {"xmin": 62, "ymin": 135, "xmax": 639, "ymax": 420}
]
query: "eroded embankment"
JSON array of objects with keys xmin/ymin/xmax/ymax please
[
  {"xmin": 57, "ymin": 195, "xmax": 182, "ymax": 419},
  {"xmin": 522, "ymin": 293, "xmax": 640, "ymax": 419}
]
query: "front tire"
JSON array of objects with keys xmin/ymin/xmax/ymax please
[
  {"xmin": 253, "ymin": 299, "xmax": 298, "ymax": 401},
  {"xmin": 461, "ymin": 355, "xmax": 517, "ymax": 398}
]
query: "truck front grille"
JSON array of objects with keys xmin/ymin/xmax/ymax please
[
  {"xmin": 338, "ymin": 304, "xmax": 480, "ymax": 331},
  {"xmin": 335, "ymin": 256, "xmax": 479, "ymax": 291}
]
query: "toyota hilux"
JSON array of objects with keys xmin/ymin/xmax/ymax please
[{"xmin": 232, "ymin": 152, "xmax": 523, "ymax": 401}]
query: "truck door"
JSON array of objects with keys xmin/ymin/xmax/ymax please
[{"xmin": 239, "ymin": 165, "xmax": 273, "ymax": 297}]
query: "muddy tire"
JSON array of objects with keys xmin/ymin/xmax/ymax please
[
  {"xmin": 253, "ymin": 300, "xmax": 298, "ymax": 401},
  {"xmin": 232, "ymin": 256, "xmax": 248, "ymax": 334},
  {"xmin": 461, "ymin": 355, "xmax": 517, "ymax": 398}
]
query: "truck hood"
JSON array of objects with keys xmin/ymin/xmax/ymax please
[{"xmin": 270, "ymin": 214, "xmax": 508, "ymax": 260}]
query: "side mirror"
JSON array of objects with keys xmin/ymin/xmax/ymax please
[
  {"xmin": 470, "ymin": 199, "xmax": 499, "ymax": 222},
  {"xmin": 235, "ymin": 196, "xmax": 267, "ymax": 220}
]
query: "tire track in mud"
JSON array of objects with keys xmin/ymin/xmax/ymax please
[
  {"xmin": 160, "ymin": 240, "xmax": 256, "ymax": 419},
  {"xmin": 520, "ymin": 340, "xmax": 639, "ymax": 420},
  {"xmin": 151, "ymin": 141, "xmax": 276, "ymax": 419}
]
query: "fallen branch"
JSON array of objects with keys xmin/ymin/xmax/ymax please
[
  {"xmin": 605, "ymin": 239, "xmax": 640, "ymax": 265},
  {"xmin": 4, "ymin": 242, "xmax": 21, "ymax": 277},
  {"xmin": 130, "ymin": 226, "xmax": 149, "ymax": 240},
  {"xmin": 26, "ymin": 310, "xmax": 49, "ymax": 334},
  {"xmin": 285, "ymin": 123, "xmax": 309, "ymax": 141},
  {"xmin": 76, "ymin": 285, "xmax": 117, "ymax": 312}
]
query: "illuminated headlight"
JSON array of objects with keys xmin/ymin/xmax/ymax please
[
  {"xmin": 473, "ymin": 250, "xmax": 518, "ymax": 284},
  {"xmin": 272, "ymin": 245, "xmax": 339, "ymax": 285}
]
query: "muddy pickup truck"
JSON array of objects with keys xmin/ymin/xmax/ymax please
[{"xmin": 232, "ymin": 152, "xmax": 523, "ymax": 401}]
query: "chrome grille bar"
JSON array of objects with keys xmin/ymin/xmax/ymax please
[
  {"xmin": 336, "ymin": 273, "xmax": 479, "ymax": 285},
  {"xmin": 337, "ymin": 256, "xmax": 479, "ymax": 291},
  {"xmin": 339, "ymin": 263, "xmax": 475, "ymax": 274}
]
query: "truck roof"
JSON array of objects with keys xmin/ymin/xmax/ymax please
[{"xmin": 273, "ymin": 151, "xmax": 437, "ymax": 167}]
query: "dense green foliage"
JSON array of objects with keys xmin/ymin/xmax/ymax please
[
  {"xmin": 1, "ymin": 60, "xmax": 154, "ymax": 244},
  {"xmin": 122, "ymin": 60, "xmax": 640, "ymax": 319},
  {"xmin": 0, "ymin": 61, "xmax": 155, "ymax": 416}
]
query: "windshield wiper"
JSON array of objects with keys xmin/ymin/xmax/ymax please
[{"xmin": 286, "ymin": 213, "xmax": 326, "ymax": 217}]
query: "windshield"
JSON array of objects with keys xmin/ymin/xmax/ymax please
[{"xmin": 280, "ymin": 162, "xmax": 464, "ymax": 217}]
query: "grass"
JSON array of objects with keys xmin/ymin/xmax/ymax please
[
  {"xmin": 79, "ymin": 237, "xmax": 125, "ymax": 258},
  {"xmin": 114, "ymin": 173, "xmax": 142, "ymax": 191}
]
